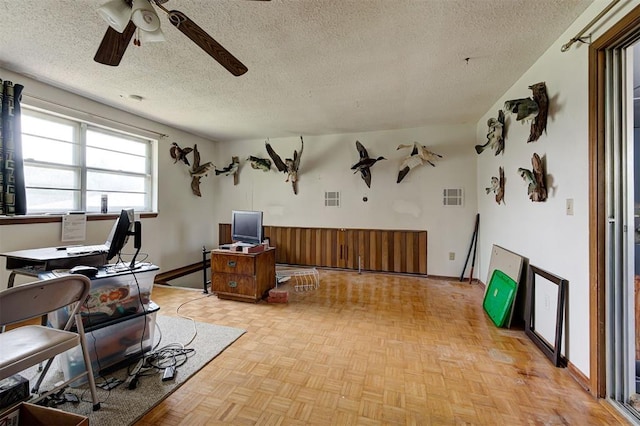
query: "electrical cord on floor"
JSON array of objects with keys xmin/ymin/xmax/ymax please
[
  {"xmin": 175, "ymin": 293, "xmax": 214, "ymax": 347},
  {"xmin": 125, "ymin": 292, "xmax": 213, "ymax": 383}
]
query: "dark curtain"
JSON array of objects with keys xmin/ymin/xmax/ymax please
[{"xmin": 0, "ymin": 79, "xmax": 26, "ymax": 215}]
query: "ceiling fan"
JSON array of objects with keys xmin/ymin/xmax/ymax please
[{"xmin": 94, "ymin": 0, "xmax": 267, "ymax": 76}]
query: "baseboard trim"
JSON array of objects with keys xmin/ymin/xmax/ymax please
[
  {"xmin": 154, "ymin": 260, "xmax": 208, "ymax": 286},
  {"xmin": 567, "ymin": 361, "xmax": 591, "ymax": 393}
]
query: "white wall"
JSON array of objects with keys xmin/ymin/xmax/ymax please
[
  {"xmin": 476, "ymin": 0, "xmax": 640, "ymax": 377},
  {"xmin": 0, "ymin": 68, "xmax": 220, "ymax": 289},
  {"xmin": 212, "ymin": 125, "xmax": 478, "ymax": 278}
]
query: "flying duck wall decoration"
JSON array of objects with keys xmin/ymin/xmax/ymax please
[
  {"xmin": 475, "ymin": 110, "xmax": 505, "ymax": 155},
  {"xmin": 485, "ymin": 166, "xmax": 505, "ymax": 205},
  {"xmin": 518, "ymin": 153, "xmax": 547, "ymax": 202},
  {"xmin": 189, "ymin": 144, "xmax": 215, "ymax": 197},
  {"xmin": 169, "ymin": 142, "xmax": 193, "ymax": 166},
  {"xmin": 504, "ymin": 82, "xmax": 548, "ymax": 143},
  {"xmin": 396, "ymin": 142, "xmax": 442, "ymax": 183},
  {"xmin": 265, "ymin": 136, "xmax": 304, "ymax": 195},
  {"xmin": 351, "ymin": 141, "xmax": 386, "ymax": 188},
  {"xmin": 247, "ymin": 155, "xmax": 272, "ymax": 172},
  {"xmin": 215, "ymin": 156, "xmax": 240, "ymax": 185}
]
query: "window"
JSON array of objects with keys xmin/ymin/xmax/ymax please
[{"xmin": 21, "ymin": 108, "xmax": 155, "ymax": 214}]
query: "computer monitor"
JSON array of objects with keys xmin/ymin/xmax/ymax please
[{"xmin": 106, "ymin": 208, "xmax": 135, "ymax": 263}]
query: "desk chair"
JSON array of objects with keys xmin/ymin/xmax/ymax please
[{"xmin": 0, "ymin": 275, "xmax": 101, "ymax": 412}]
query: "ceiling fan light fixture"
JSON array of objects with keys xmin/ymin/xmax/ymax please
[
  {"xmin": 140, "ymin": 27, "xmax": 166, "ymax": 43},
  {"xmin": 97, "ymin": 0, "xmax": 131, "ymax": 33},
  {"xmin": 131, "ymin": 0, "xmax": 161, "ymax": 32}
]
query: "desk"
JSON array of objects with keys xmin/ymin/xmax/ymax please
[
  {"xmin": 0, "ymin": 247, "xmax": 160, "ymax": 379},
  {"xmin": 0, "ymin": 246, "xmax": 107, "ymax": 288}
]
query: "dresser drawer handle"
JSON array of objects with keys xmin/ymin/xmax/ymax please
[
  {"xmin": 227, "ymin": 260, "xmax": 236, "ymax": 267},
  {"xmin": 228, "ymin": 281, "xmax": 238, "ymax": 288}
]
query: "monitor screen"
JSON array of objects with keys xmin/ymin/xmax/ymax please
[
  {"xmin": 231, "ymin": 210, "xmax": 263, "ymax": 246},
  {"xmin": 106, "ymin": 208, "xmax": 134, "ymax": 261}
]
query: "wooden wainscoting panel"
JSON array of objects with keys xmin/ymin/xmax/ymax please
[
  {"xmin": 218, "ymin": 223, "xmax": 427, "ymax": 275},
  {"xmin": 381, "ymin": 231, "xmax": 390, "ymax": 272},
  {"xmin": 393, "ymin": 231, "xmax": 403, "ymax": 273},
  {"xmin": 406, "ymin": 231, "xmax": 415, "ymax": 273},
  {"xmin": 419, "ymin": 231, "xmax": 428, "ymax": 274},
  {"xmin": 369, "ymin": 230, "xmax": 379, "ymax": 271}
]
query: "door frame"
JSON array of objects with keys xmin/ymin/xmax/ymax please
[{"xmin": 589, "ymin": 4, "xmax": 640, "ymax": 398}]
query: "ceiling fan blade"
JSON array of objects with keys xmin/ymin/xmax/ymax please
[
  {"xmin": 167, "ymin": 10, "xmax": 248, "ymax": 76},
  {"xmin": 94, "ymin": 21, "xmax": 136, "ymax": 66}
]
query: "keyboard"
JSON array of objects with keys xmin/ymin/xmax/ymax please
[{"xmin": 66, "ymin": 245, "xmax": 108, "ymax": 255}]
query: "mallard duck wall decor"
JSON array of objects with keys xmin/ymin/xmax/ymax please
[
  {"xmin": 189, "ymin": 144, "xmax": 215, "ymax": 197},
  {"xmin": 476, "ymin": 110, "xmax": 505, "ymax": 155},
  {"xmin": 396, "ymin": 142, "xmax": 442, "ymax": 183},
  {"xmin": 265, "ymin": 136, "xmax": 304, "ymax": 195},
  {"xmin": 247, "ymin": 155, "xmax": 272, "ymax": 172},
  {"xmin": 486, "ymin": 166, "xmax": 505, "ymax": 205},
  {"xmin": 351, "ymin": 141, "xmax": 385, "ymax": 188},
  {"xmin": 518, "ymin": 153, "xmax": 547, "ymax": 202},
  {"xmin": 215, "ymin": 156, "xmax": 240, "ymax": 185}
]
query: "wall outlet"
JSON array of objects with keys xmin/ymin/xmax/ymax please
[{"xmin": 449, "ymin": 252, "xmax": 455, "ymax": 261}]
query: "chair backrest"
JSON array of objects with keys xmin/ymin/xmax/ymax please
[{"xmin": 0, "ymin": 275, "xmax": 91, "ymax": 327}]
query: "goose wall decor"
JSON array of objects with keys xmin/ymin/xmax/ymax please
[{"xmin": 396, "ymin": 142, "xmax": 442, "ymax": 183}]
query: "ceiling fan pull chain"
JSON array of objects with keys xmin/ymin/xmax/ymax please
[{"xmin": 134, "ymin": 27, "xmax": 141, "ymax": 46}]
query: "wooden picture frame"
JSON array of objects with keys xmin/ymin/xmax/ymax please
[{"xmin": 524, "ymin": 265, "xmax": 568, "ymax": 367}]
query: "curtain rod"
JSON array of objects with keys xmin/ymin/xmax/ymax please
[
  {"xmin": 22, "ymin": 93, "xmax": 169, "ymax": 138},
  {"xmin": 561, "ymin": 0, "xmax": 621, "ymax": 52}
]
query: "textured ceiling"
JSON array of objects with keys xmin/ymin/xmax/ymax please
[{"xmin": 0, "ymin": 0, "xmax": 593, "ymax": 142}]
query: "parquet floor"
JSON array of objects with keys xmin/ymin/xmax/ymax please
[{"xmin": 136, "ymin": 269, "xmax": 627, "ymax": 425}]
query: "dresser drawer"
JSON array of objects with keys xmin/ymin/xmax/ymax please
[
  {"xmin": 211, "ymin": 253, "xmax": 255, "ymax": 275},
  {"xmin": 212, "ymin": 274, "xmax": 257, "ymax": 297}
]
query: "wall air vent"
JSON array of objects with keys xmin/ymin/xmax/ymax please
[
  {"xmin": 325, "ymin": 191, "xmax": 340, "ymax": 207},
  {"xmin": 443, "ymin": 188, "xmax": 463, "ymax": 206}
]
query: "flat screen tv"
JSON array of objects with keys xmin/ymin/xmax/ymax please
[{"xmin": 231, "ymin": 210, "xmax": 263, "ymax": 246}]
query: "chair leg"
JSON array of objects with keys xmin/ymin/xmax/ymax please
[
  {"xmin": 74, "ymin": 314, "xmax": 101, "ymax": 411},
  {"xmin": 32, "ymin": 358, "xmax": 55, "ymax": 394}
]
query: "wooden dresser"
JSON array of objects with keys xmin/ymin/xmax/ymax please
[{"xmin": 210, "ymin": 247, "xmax": 276, "ymax": 302}]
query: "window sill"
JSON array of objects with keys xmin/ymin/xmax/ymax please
[{"xmin": 0, "ymin": 212, "xmax": 158, "ymax": 225}]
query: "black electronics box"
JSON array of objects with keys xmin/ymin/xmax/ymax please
[{"xmin": 0, "ymin": 374, "xmax": 29, "ymax": 409}]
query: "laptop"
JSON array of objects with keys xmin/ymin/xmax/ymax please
[{"xmin": 66, "ymin": 220, "xmax": 118, "ymax": 255}]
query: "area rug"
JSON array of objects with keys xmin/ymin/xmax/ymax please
[{"xmin": 20, "ymin": 315, "xmax": 246, "ymax": 426}]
